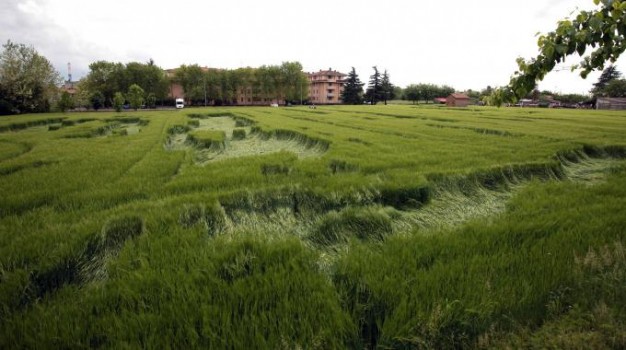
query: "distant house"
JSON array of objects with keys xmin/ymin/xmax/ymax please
[
  {"xmin": 446, "ymin": 93, "xmax": 470, "ymax": 107},
  {"xmin": 596, "ymin": 97, "xmax": 626, "ymax": 110},
  {"xmin": 434, "ymin": 97, "xmax": 447, "ymax": 104}
]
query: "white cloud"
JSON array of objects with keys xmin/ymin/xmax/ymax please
[{"xmin": 1, "ymin": 0, "xmax": 623, "ymax": 94}]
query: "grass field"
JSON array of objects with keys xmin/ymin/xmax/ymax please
[{"xmin": 0, "ymin": 105, "xmax": 625, "ymax": 348}]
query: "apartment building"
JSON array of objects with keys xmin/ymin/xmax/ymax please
[{"xmin": 307, "ymin": 69, "xmax": 346, "ymax": 105}]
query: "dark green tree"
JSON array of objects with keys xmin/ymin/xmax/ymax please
[
  {"xmin": 90, "ymin": 91, "xmax": 104, "ymax": 110},
  {"xmin": 404, "ymin": 84, "xmax": 421, "ymax": 104},
  {"xmin": 365, "ymin": 66, "xmax": 381, "ymax": 104},
  {"xmin": 380, "ymin": 70, "xmax": 394, "ymax": 105},
  {"xmin": 603, "ymin": 79, "xmax": 626, "ymax": 97},
  {"xmin": 84, "ymin": 61, "xmax": 125, "ymax": 107},
  {"xmin": 146, "ymin": 92, "xmax": 156, "ymax": 108},
  {"xmin": 438, "ymin": 85, "xmax": 455, "ymax": 98},
  {"xmin": 127, "ymin": 84, "xmax": 144, "ymax": 110},
  {"xmin": 592, "ymin": 65, "xmax": 622, "ymax": 96},
  {"xmin": 57, "ymin": 91, "xmax": 74, "ymax": 113},
  {"xmin": 393, "ymin": 86, "xmax": 403, "ymax": 100},
  {"xmin": 113, "ymin": 92, "xmax": 125, "ymax": 112},
  {"xmin": 340, "ymin": 67, "xmax": 364, "ymax": 104},
  {"xmin": 175, "ymin": 64, "xmax": 205, "ymax": 104}
]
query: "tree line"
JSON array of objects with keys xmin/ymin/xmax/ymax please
[
  {"xmin": 174, "ymin": 62, "xmax": 309, "ymax": 106},
  {"xmin": 78, "ymin": 59, "xmax": 170, "ymax": 110},
  {"xmin": 340, "ymin": 66, "xmax": 397, "ymax": 105}
]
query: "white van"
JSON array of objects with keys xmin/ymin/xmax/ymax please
[{"xmin": 175, "ymin": 98, "xmax": 184, "ymax": 109}]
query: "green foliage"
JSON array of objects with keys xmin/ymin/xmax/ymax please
[
  {"xmin": 592, "ymin": 65, "xmax": 622, "ymax": 95},
  {"xmin": 90, "ymin": 91, "xmax": 104, "ymax": 110},
  {"xmin": 174, "ymin": 62, "xmax": 308, "ymax": 106},
  {"xmin": 365, "ymin": 66, "xmax": 382, "ymax": 104},
  {"xmin": 508, "ymin": 1, "xmax": 626, "ymax": 100},
  {"xmin": 84, "ymin": 59, "xmax": 169, "ymax": 107},
  {"xmin": 340, "ymin": 67, "xmax": 364, "ymax": 104},
  {"xmin": 145, "ymin": 92, "xmax": 156, "ymax": 108},
  {"xmin": 602, "ymin": 78, "xmax": 626, "ymax": 97},
  {"xmin": 56, "ymin": 91, "xmax": 74, "ymax": 113},
  {"xmin": 404, "ymin": 83, "xmax": 455, "ymax": 104},
  {"xmin": 113, "ymin": 92, "xmax": 125, "ymax": 113},
  {"xmin": 380, "ymin": 70, "xmax": 394, "ymax": 105},
  {"xmin": 0, "ymin": 40, "xmax": 61, "ymax": 114},
  {"xmin": 127, "ymin": 84, "xmax": 144, "ymax": 110}
]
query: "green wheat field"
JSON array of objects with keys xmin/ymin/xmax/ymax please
[{"xmin": 1, "ymin": 105, "xmax": 625, "ymax": 348}]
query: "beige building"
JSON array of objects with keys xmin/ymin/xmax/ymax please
[{"xmin": 308, "ymin": 69, "xmax": 346, "ymax": 105}]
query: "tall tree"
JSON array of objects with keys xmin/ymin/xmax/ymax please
[
  {"xmin": 127, "ymin": 84, "xmax": 144, "ymax": 110},
  {"xmin": 0, "ymin": 40, "xmax": 61, "ymax": 114},
  {"xmin": 234, "ymin": 67, "xmax": 256, "ymax": 104},
  {"xmin": 175, "ymin": 64, "xmax": 205, "ymax": 104},
  {"xmin": 380, "ymin": 70, "xmax": 394, "ymax": 105},
  {"xmin": 205, "ymin": 68, "xmax": 221, "ymax": 105},
  {"xmin": 280, "ymin": 61, "xmax": 308, "ymax": 104},
  {"xmin": 113, "ymin": 92, "xmax": 125, "ymax": 112},
  {"xmin": 84, "ymin": 61, "xmax": 125, "ymax": 107},
  {"xmin": 57, "ymin": 91, "xmax": 74, "ymax": 113},
  {"xmin": 340, "ymin": 67, "xmax": 364, "ymax": 105},
  {"xmin": 365, "ymin": 66, "xmax": 381, "ymax": 104},
  {"xmin": 90, "ymin": 91, "xmax": 104, "ymax": 110},
  {"xmin": 603, "ymin": 79, "xmax": 626, "ymax": 97},
  {"xmin": 592, "ymin": 65, "xmax": 622, "ymax": 96},
  {"xmin": 404, "ymin": 84, "xmax": 421, "ymax": 104}
]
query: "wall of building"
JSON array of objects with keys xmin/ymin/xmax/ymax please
[
  {"xmin": 596, "ymin": 97, "xmax": 626, "ymax": 110},
  {"xmin": 308, "ymin": 70, "xmax": 346, "ymax": 104}
]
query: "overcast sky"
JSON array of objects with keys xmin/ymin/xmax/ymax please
[{"xmin": 2, "ymin": 0, "xmax": 624, "ymax": 94}]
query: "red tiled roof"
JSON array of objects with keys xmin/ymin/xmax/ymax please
[{"xmin": 309, "ymin": 70, "xmax": 347, "ymax": 77}]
